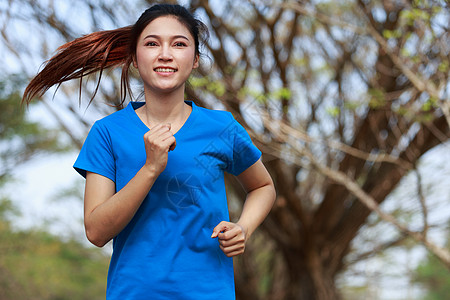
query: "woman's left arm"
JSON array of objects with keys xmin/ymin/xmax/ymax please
[{"xmin": 211, "ymin": 159, "xmax": 276, "ymax": 257}]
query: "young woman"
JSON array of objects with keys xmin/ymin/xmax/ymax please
[{"xmin": 23, "ymin": 4, "xmax": 276, "ymax": 299}]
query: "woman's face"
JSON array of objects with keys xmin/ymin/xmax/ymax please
[{"xmin": 134, "ymin": 16, "xmax": 199, "ymax": 96}]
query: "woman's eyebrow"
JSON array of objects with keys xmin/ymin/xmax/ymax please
[{"xmin": 143, "ymin": 34, "xmax": 190, "ymax": 41}]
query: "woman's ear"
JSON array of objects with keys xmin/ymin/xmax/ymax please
[
  {"xmin": 132, "ymin": 55, "xmax": 138, "ymax": 69},
  {"xmin": 193, "ymin": 54, "xmax": 199, "ymax": 69}
]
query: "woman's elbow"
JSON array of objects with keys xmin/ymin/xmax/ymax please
[
  {"xmin": 263, "ymin": 175, "xmax": 276, "ymax": 198},
  {"xmin": 267, "ymin": 182, "xmax": 277, "ymax": 204},
  {"xmin": 85, "ymin": 226, "xmax": 109, "ymax": 248}
]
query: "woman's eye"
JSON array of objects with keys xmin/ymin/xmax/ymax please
[
  {"xmin": 174, "ymin": 42, "xmax": 187, "ymax": 47},
  {"xmin": 145, "ymin": 41, "xmax": 158, "ymax": 46}
]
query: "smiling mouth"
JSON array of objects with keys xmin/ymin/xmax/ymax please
[{"xmin": 154, "ymin": 67, "xmax": 177, "ymax": 73}]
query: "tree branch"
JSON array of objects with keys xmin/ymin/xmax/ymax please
[{"xmin": 259, "ymin": 112, "xmax": 450, "ymax": 268}]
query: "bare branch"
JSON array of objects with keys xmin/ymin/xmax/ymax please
[
  {"xmin": 283, "ymin": 1, "xmax": 447, "ymax": 105},
  {"xmin": 415, "ymin": 169, "xmax": 429, "ymax": 239},
  {"xmin": 260, "ymin": 112, "xmax": 450, "ymax": 268}
]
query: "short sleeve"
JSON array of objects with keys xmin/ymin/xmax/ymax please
[
  {"xmin": 73, "ymin": 121, "xmax": 116, "ymax": 182},
  {"xmin": 223, "ymin": 115, "xmax": 262, "ymax": 176}
]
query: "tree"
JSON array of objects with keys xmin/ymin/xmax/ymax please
[
  {"xmin": 1, "ymin": 0, "xmax": 449, "ymax": 299},
  {"xmin": 0, "ymin": 76, "xmax": 68, "ymax": 184},
  {"xmin": 0, "ymin": 197, "xmax": 109, "ymax": 300},
  {"xmin": 0, "ymin": 80, "xmax": 109, "ymax": 299},
  {"xmin": 189, "ymin": 1, "xmax": 450, "ymax": 298}
]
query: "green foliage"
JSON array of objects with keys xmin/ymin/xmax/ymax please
[
  {"xmin": 383, "ymin": 29, "xmax": 402, "ymax": 39},
  {"xmin": 368, "ymin": 88, "xmax": 387, "ymax": 109},
  {"xmin": 413, "ymin": 244, "xmax": 450, "ymax": 300},
  {"xmin": 0, "ymin": 198, "xmax": 109, "ymax": 300},
  {"xmin": 0, "ymin": 77, "xmax": 69, "ymax": 185},
  {"xmin": 0, "ymin": 78, "xmax": 107, "ymax": 299},
  {"xmin": 272, "ymin": 87, "xmax": 292, "ymax": 102},
  {"xmin": 326, "ymin": 106, "xmax": 340, "ymax": 117},
  {"xmin": 422, "ymin": 97, "xmax": 438, "ymax": 112},
  {"xmin": 438, "ymin": 60, "xmax": 449, "ymax": 73},
  {"xmin": 189, "ymin": 76, "xmax": 226, "ymax": 97}
]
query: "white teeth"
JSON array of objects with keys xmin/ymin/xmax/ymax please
[{"xmin": 155, "ymin": 68, "xmax": 176, "ymax": 72}]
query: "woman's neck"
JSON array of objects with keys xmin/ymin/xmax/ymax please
[{"xmin": 139, "ymin": 87, "xmax": 191, "ymax": 132}]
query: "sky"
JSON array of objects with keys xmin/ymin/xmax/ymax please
[{"xmin": 3, "ymin": 150, "xmax": 85, "ymax": 238}]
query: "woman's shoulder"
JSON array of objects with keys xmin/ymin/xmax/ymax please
[
  {"xmin": 191, "ymin": 103, "xmax": 243, "ymax": 135},
  {"xmin": 93, "ymin": 102, "xmax": 135, "ymax": 128}
]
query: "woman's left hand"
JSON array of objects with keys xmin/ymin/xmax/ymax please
[{"xmin": 211, "ymin": 221, "xmax": 248, "ymax": 257}]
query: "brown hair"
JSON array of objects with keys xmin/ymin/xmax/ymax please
[
  {"xmin": 22, "ymin": 4, "xmax": 208, "ymax": 106},
  {"xmin": 22, "ymin": 26, "xmax": 133, "ymax": 105}
]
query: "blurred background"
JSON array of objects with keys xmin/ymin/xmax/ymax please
[{"xmin": 0, "ymin": 0, "xmax": 449, "ymax": 299}]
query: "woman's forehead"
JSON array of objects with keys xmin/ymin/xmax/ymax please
[{"xmin": 140, "ymin": 16, "xmax": 193, "ymax": 40}]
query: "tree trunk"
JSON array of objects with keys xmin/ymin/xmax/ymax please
[{"xmin": 283, "ymin": 247, "xmax": 341, "ymax": 300}]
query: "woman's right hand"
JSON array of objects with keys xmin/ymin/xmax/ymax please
[
  {"xmin": 84, "ymin": 123, "xmax": 176, "ymax": 247},
  {"xmin": 143, "ymin": 123, "xmax": 176, "ymax": 175}
]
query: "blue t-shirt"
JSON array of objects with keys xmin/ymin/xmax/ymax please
[{"xmin": 74, "ymin": 101, "xmax": 261, "ymax": 300}]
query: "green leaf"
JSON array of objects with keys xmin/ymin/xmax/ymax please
[{"xmin": 326, "ymin": 106, "xmax": 340, "ymax": 117}]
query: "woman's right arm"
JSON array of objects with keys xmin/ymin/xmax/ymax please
[{"xmin": 84, "ymin": 123, "xmax": 175, "ymax": 247}]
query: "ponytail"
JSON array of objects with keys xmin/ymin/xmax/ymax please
[{"xmin": 22, "ymin": 26, "xmax": 134, "ymax": 105}]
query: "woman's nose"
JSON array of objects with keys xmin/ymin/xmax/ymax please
[{"xmin": 158, "ymin": 45, "xmax": 173, "ymax": 61}]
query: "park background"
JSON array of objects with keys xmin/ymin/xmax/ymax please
[{"xmin": 0, "ymin": 0, "xmax": 449, "ymax": 299}]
